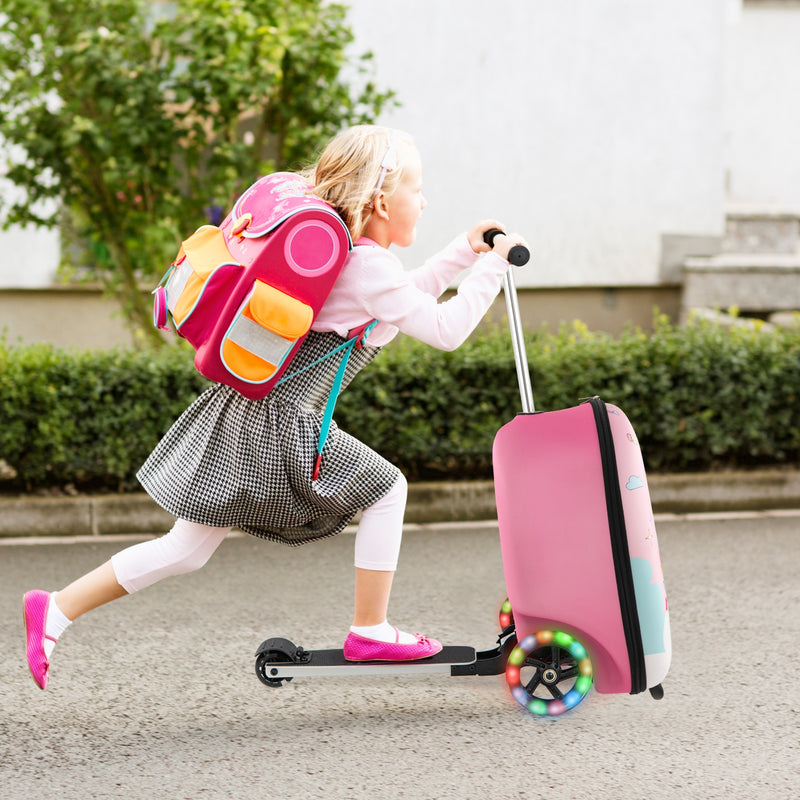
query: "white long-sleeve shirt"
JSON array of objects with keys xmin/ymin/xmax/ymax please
[{"xmin": 312, "ymin": 234, "xmax": 509, "ymax": 349}]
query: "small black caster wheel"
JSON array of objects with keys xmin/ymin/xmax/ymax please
[{"xmin": 649, "ymin": 684, "xmax": 664, "ymax": 700}]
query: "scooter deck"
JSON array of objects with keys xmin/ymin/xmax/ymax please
[{"xmin": 265, "ymin": 645, "xmax": 478, "ymax": 679}]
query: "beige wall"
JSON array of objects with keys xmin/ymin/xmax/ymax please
[
  {"xmin": 0, "ymin": 285, "xmax": 681, "ymax": 350},
  {"xmin": 1, "ymin": 288, "xmax": 141, "ymax": 349},
  {"xmin": 489, "ymin": 286, "xmax": 682, "ymax": 335}
]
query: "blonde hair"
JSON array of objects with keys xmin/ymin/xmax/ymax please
[{"xmin": 306, "ymin": 125, "xmax": 414, "ymax": 241}]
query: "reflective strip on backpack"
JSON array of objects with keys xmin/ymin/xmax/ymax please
[
  {"xmin": 165, "ymin": 260, "xmax": 193, "ymax": 315},
  {"xmin": 226, "ymin": 315, "xmax": 295, "ymax": 366}
]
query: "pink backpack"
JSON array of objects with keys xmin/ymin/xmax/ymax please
[{"xmin": 153, "ymin": 172, "xmax": 353, "ymax": 400}]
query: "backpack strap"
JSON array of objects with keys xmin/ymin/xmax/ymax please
[
  {"xmin": 311, "ymin": 319, "xmax": 378, "ymax": 481},
  {"xmin": 276, "ymin": 320, "xmax": 379, "ymax": 481}
]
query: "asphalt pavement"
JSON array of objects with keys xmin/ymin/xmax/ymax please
[{"xmin": 2, "ymin": 511, "xmax": 799, "ymax": 800}]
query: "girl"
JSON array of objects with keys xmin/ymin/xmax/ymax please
[{"xmin": 23, "ymin": 124, "xmax": 528, "ymax": 689}]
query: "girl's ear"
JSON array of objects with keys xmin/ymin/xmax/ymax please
[{"xmin": 372, "ymin": 192, "xmax": 390, "ymax": 221}]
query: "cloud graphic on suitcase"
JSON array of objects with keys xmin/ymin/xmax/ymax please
[{"xmin": 626, "ymin": 475, "xmax": 644, "ymax": 490}]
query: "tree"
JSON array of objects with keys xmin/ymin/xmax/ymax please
[{"xmin": 0, "ymin": 0, "xmax": 394, "ymax": 346}]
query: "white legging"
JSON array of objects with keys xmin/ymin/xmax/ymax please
[{"xmin": 111, "ymin": 474, "xmax": 408, "ymax": 593}]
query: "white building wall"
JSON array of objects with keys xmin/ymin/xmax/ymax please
[
  {"xmin": 724, "ymin": 1, "xmax": 800, "ymax": 209},
  {"xmin": 0, "ymin": 161, "xmax": 60, "ymax": 288},
  {"xmin": 347, "ymin": 0, "xmax": 728, "ymax": 287},
  {"xmin": 0, "ymin": 228, "xmax": 60, "ymax": 288}
]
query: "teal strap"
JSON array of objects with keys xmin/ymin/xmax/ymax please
[
  {"xmin": 275, "ymin": 338, "xmax": 353, "ymax": 387},
  {"xmin": 312, "ymin": 320, "xmax": 379, "ymax": 480}
]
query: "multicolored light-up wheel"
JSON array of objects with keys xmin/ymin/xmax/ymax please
[
  {"xmin": 506, "ymin": 630, "xmax": 593, "ymax": 717},
  {"xmin": 498, "ymin": 598, "xmax": 514, "ymax": 630}
]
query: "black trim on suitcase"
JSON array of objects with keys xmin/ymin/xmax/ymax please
[{"xmin": 588, "ymin": 397, "xmax": 647, "ymax": 694}]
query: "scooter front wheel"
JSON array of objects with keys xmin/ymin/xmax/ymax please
[
  {"xmin": 255, "ymin": 637, "xmax": 301, "ymax": 688},
  {"xmin": 506, "ymin": 630, "xmax": 593, "ymax": 717}
]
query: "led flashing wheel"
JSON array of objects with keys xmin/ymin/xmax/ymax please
[
  {"xmin": 499, "ymin": 598, "xmax": 514, "ymax": 630},
  {"xmin": 506, "ymin": 630, "xmax": 593, "ymax": 717},
  {"xmin": 255, "ymin": 637, "xmax": 301, "ymax": 688}
]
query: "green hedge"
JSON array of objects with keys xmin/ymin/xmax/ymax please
[
  {"xmin": 2, "ymin": 314, "xmax": 799, "ymax": 492},
  {"xmin": 0, "ymin": 341, "xmax": 208, "ymax": 491}
]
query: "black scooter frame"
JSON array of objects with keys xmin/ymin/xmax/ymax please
[{"xmin": 255, "ymin": 628, "xmax": 518, "ymax": 688}]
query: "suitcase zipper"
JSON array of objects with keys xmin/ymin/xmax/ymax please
[{"xmin": 588, "ymin": 396, "xmax": 646, "ymax": 694}]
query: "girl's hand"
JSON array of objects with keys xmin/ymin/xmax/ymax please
[
  {"xmin": 488, "ymin": 231, "xmax": 529, "ymax": 263},
  {"xmin": 468, "ymin": 220, "xmax": 529, "ymax": 263},
  {"xmin": 467, "ymin": 220, "xmax": 506, "ymax": 254}
]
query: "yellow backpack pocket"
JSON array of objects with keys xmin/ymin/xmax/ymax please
[{"xmin": 221, "ymin": 280, "xmax": 313, "ymax": 383}]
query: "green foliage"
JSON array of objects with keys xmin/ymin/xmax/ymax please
[
  {"xmin": 337, "ymin": 315, "xmax": 800, "ymax": 477},
  {"xmin": 0, "ymin": 0, "xmax": 394, "ymax": 343},
  {"xmin": 0, "ymin": 340, "xmax": 208, "ymax": 490},
  {"xmin": 1, "ymin": 316, "xmax": 799, "ymax": 493},
  {"xmin": 336, "ymin": 328, "xmax": 520, "ymax": 479}
]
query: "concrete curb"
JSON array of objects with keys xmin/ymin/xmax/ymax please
[{"xmin": 1, "ymin": 468, "xmax": 799, "ymax": 539}]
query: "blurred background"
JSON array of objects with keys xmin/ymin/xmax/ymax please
[{"xmin": 1, "ymin": 0, "xmax": 798, "ymax": 345}]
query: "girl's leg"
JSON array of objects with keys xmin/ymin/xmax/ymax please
[
  {"xmin": 109, "ymin": 518, "xmax": 231, "ymax": 594},
  {"xmin": 55, "ymin": 561, "xmax": 127, "ymax": 622},
  {"xmin": 54, "ymin": 518, "xmax": 231, "ymax": 619},
  {"xmin": 23, "ymin": 519, "xmax": 230, "ymax": 689},
  {"xmin": 352, "ymin": 473, "xmax": 406, "ymax": 628},
  {"xmin": 347, "ymin": 475, "xmax": 441, "ymax": 660},
  {"xmin": 352, "ymin": 568, "xmax": 395, "ymax": 627}
]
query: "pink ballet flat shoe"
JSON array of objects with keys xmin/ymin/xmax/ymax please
[
  {"xmin": 343, "ymin": 628, "xmax": 443, "ymax": 662},
  {"xmin": 23, "ymin": 590, "xmax": 54, "ymax": 690}
]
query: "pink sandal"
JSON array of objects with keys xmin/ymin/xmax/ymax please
[
  {"xmin": 23, "ymin": 590, "xmax": 54, "ymax": 690},
  {"xmin": 343, "ymin": 628, "xmax": 443, "ymax": 662}
]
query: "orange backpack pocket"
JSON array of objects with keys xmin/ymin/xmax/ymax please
[
  {"xmin": 165, "ymin": 227, "xmax": 241, "ymax": 329},
  {"xmin": 220, "ymin": 280, "xmax": 313, "ymax": 384}
]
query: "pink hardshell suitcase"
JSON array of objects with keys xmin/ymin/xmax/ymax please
[
  {"xmin": 155, "ymin": 173, "xmax": 352, "ymax": 400},
  {"xmin": 492, "ymin": 269, "xmax": 671, "ymax": 715}
]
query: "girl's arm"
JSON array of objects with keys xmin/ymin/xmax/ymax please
[
  {"xmin": 407, "ymin": 219, "xmax": 507, "ymax": 297},
  {"xmin": 407, "ymin": 236, "xmax": 475, "ymax": 297},
  {"xmin": 359, "ymin": 246, "xmax": 510, "ymax": 351}
]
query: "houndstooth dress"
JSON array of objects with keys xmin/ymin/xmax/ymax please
[{"xmin": 137, "ymin": 331, "xmax": 400, "ymax": 545}]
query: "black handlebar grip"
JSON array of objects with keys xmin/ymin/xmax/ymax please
[
  {"xmin": 482, "ymin": 228, "xmax": 504, "ymax": 248},
  {"xmin": 482, "ymin": 228, "xmax": 530, "ymax": 267}
]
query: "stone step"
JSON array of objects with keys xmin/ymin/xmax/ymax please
[
  {"xmin": 682, "ymin": 253, "xmax": 800, "ymax": 314},
  {"xmin": 723, "ymin": 206, "xmax": 800, "ymax": 255}
]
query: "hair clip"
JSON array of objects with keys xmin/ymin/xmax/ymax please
[{"xmin": 373, "ymin": 139, "xmax": 398, "ymax": 196}]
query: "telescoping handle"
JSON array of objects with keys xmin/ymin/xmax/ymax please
[{"xmin": 483, "ymin": 229, "xmax": 535, "ymax": 413}]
